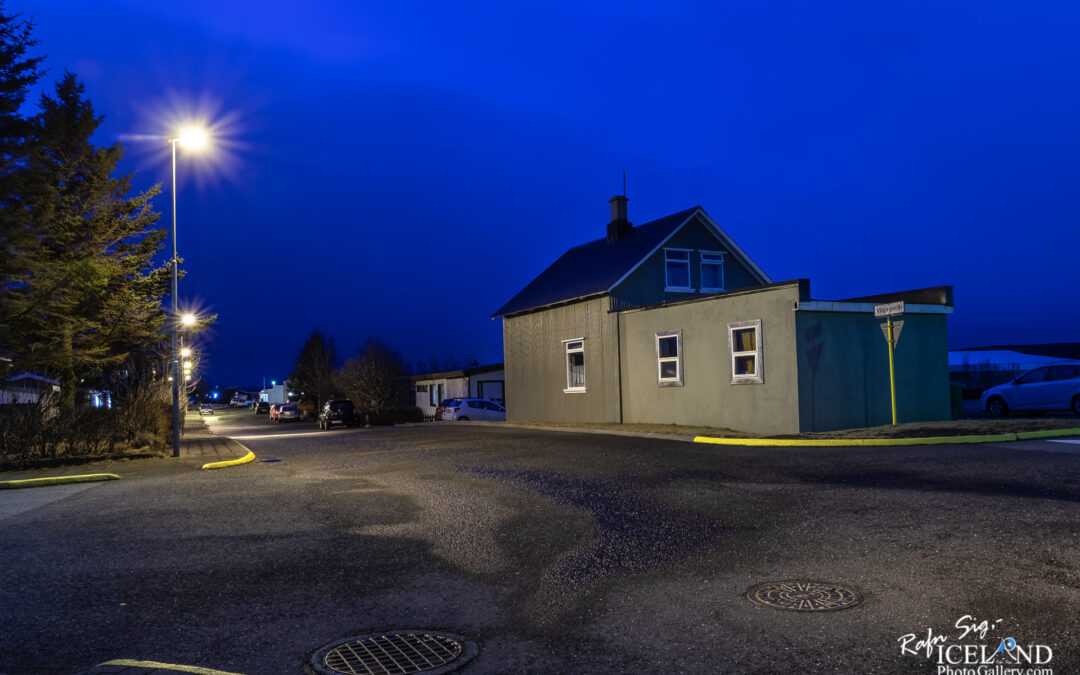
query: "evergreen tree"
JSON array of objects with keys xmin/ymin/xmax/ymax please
[
  {"xmin": 0, "ymin": 2, "xmax": 44, "ymax": 282},
  {"xmin": 289, "ymin": 330, "xmax": 336, "ymax": 410},
  {"xmin": 0, "ymin": 72, "xmax": 170, "ymax": 411},
  {"xmin": 0, "ymin": 2, "xmax": 42, "ymax": 168}
]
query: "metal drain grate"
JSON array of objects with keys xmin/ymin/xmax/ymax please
[
  {"xmin": 746, "ymin": 580, "xmax": 863, "ymax": 612},
  {"xmin": 312, "ymin": 631, "xmax": 477, "ymax": 675}
]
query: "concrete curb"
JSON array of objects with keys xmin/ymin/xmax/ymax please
[
  {"xmin": 0, "ymin": 473, "xmax": 121, "ymax": 490},
  {"xmin": 201, "ymin": 449, "xmax": 256, "ymax": 470},
  {"xmin": 471, "ymin": 421, "xmax": 692, "ymax": 442},
  {"xmin": 469, "ymin": 421, "xmax": 1080, "ymax": 447},
  {"xmin": 694, "ymin": 428, "xmax": 1080, "ymax": 447},
  {"xmin": 91, "ymin": 658, "xmax": 245, "ymax": 674}
]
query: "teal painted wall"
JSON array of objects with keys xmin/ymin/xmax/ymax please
[
  {"xmin": 610, "ymin": 215, "xmax": 761, "ymax": 311},
  {"xmin": 795, "ymin": 311, "xmax": 951, "ymax": 431}
]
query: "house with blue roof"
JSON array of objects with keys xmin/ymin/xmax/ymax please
[{"xmin": 493, "ymin": 197, "xmax": 955, "ymax": 434}]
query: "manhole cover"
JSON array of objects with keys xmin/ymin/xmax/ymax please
[
  {"xmin": 746, "ymin": 580, "xmax": 863, "ymax": 611},
  {"xmin": 310, "ymin": 631, "xmax": 478, "ymax": 675}
]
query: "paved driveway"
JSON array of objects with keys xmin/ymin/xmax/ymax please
[{"xmin": 1, "ymin": 409, "xmax": 1077, "ymax": 674}]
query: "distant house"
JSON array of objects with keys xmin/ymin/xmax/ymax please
[
  {"xmin": 0, "ymin": 372, "xmax": 61, "ymax": 405},
  {"xmin": 493, "ymin": 197, "xmax": 954, "ymax": 434},
  {"xmin": 411, "ymin": 363, "xmax": 505, "ymax": 417}
]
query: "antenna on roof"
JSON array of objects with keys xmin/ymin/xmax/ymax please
[{"xmin": 622, "ymin": 170, "xmax": 627, "ymax": 197}]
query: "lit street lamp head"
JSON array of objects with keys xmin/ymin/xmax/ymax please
[
  {"xmin": 176, "ymin": 126, "xmax": 208, "ymax": 151},
  {"xmin": 181, "ymin": 313, "xmax": 196, "ymax": 326}
]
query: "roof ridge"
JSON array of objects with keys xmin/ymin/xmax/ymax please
[{"xmin": 564, "ymin": 205, "xmax": 702, "ymax": 252}]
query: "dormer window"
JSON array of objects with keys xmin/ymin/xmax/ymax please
[
  {"xmin": 701, "ymin": 251, "xmax": 725, "ymax": 292},
  {"xmin": 664, "ymin": 249, "xmax": 692, "ymax": 291}
]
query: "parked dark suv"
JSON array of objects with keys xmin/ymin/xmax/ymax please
[
  {"xmin": 253, "ymin": 401, "xmax": 270, "ymax": 415},
  {"xmin": 319, "ymin": 399, "xmax": 360, "ymax": 430}
]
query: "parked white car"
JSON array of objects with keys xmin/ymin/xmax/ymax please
[
  {"xmin": 442, "ymin": 398, "xmax": 506, "ymax": 421},
  {"xmin": 981, "ymin": 363, "xmax": 1080, "ymax": 417}
]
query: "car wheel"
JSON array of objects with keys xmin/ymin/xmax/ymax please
[
  {"xmin": 986, "ymin": 396, "xmax": 1008, "ymax": 418},
  {"xmin": 1072, "ymin": 395, "xmax": 1080, "ymax": 416},
  {"xmin": 458, "ymin": 416, "xmax": 469, "ymax": 421}
]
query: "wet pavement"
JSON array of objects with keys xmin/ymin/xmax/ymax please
[{"xmin": 1, "ymin": 408, "xmax": 1078, "ymax": 674}]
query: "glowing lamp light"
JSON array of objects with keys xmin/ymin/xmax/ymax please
[
  {"xmin": 177, "ymin": 127, "xmax": 208, "ymax": 151},
  {"xmin": 180, "ymin": 347, "xmax": 192, "ymax": 358},
  {"xmin": 181, "ymin": 314, "xmax": 196, "ymax": 326}
]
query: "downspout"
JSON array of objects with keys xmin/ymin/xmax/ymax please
[{"xmin": 615, "ymin": 306, "xmax": 624, "ymax": 423}]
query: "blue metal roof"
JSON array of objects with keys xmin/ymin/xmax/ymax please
[{"xmin": 493, "ymin": 206, "xmax": 702, "ymax": 317}]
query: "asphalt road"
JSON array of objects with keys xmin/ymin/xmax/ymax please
[{"xmin": 2, "ymin": 408, "xmax": 1078, "ymax": 674}]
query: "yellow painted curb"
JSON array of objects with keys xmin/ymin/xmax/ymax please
[
  {"xmin": 693, "ymin": 428, "xmax": 1080, "ymax": 447},
  {"xmin": 98, "ymin": 659, "xmax": 245, "ymax": 675},
  {"xmin": 0, "ymin": 473, "xmax": 121, "ymax": 489},
  {"xmin": 201, "ymin": 449, "xmax": 256, "ymax": 470}
]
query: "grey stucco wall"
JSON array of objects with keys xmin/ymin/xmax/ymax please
[
  {"xmin": 795, "ymin": 311, "xmax": 951, "ymax": 431},
  {"xmin": 618, "ymin": 283, "xmax": 802, "ymax": 435},
  {"xmin": 610, "ymin": 215, "xmax": 762, "ymax": 311},
  {"xmin": 502, "ymin": 297, "xmax": 620, "ymax": 423}
]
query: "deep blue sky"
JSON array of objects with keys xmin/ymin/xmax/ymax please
[{"xmin": 26, "ymin": 0, "xmax": 1080, "ymax": 387}]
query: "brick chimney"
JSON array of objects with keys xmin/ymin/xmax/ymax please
[{"xmin": 607, "ymin": 195, "xmax": 632, "ymax": 242}]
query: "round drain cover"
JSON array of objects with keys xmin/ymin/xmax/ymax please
[
  {"xmin": 310, "ymin": 631, "xmax": 478, "ymax": 675},
  {"xmin": 746, "ymin": 580, "xmax": 863, "ymax": 611}
]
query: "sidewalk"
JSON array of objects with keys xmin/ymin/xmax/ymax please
[{"xmin": 178, "ymin": 411, "xmax": 253, "ymax": 466}]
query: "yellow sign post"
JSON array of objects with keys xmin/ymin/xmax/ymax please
[
  {"xmin": 875, "ymin": 301, "xmax": 905, "ymax": 425},
  {"xmin": 886, "ymin": 316, "xmax": 898, "ymax": 425}
]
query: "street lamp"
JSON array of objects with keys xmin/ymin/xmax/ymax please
[{"xmin": 169, "ymin": 128, "xmax": 208, "ymax": 458}]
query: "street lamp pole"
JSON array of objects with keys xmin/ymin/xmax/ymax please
[
  {"xmin": 170, "ymin": 137, "xmax": 180, "ymax": 457},
  {"xmin": 167, "ymin": 127, "xmax": 207, "ymax": 458}
]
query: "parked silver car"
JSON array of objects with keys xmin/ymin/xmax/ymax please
[
  {"xmin": 276, "ymin": 403, "xmax": 302, "ymax": 422},
  {"xmin": 981, "ymin": 362, "xmax": 1080, "ymax": 417},
  {"xmin": 442, "ymin": 398, "xmax": 506, "ymax": 421}
]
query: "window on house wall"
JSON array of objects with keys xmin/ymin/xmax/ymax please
[
  {"xmin": 656, "ymin": 331, "xmax": 683, "ymax": 386},
  {"xmin": 564, "ymin": 339, "xmax": 586, "ymax": 392},
  {"xmin": 700, "ymin": 251, "xmax": 725, "ymax": 291},
  {"xmin": 664, "ymin": 249, "xmax": 692, "ymax": 291},
  {"xmin": 429, "ymin": 383, "xmax": 445, "ymax": 407},
  {"xmin": 728, "ymin": 319, "xmax": 763, "ymax": 384}
]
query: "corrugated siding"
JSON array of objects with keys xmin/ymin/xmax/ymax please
[
  {"xmin": 795, "ymin": 311, "xmax": 951, "ymax": 431},
  {"xmin": 503, "ymin": 297, "xmax": 620, "ymax": 422},
  {"xmin": 618, "ymin": 284, "xmax": 801, "ymax": 435}
]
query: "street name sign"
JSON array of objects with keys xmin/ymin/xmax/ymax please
[{"xmin": 874, "ymin": 301, "xmax": 905, "ymax": 318}]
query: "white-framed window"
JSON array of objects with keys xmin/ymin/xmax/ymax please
[
  {"xmin": 700, "ymin": 251, "xmax": 725, "ymax": 292},
  {"xmin": 664, "ymin": 248, "xmax": 692, "ymax": 291},
  {"xmin": 564, "ymin": 338, "xmax": 586, "ymax": 392},
  {"xmin": 728, "ymin": 319, "xmax": 763, "ymax": 384},
  {"xmin": 656, "ymin": 330, "xmax": 683, "ymax": 386}
]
